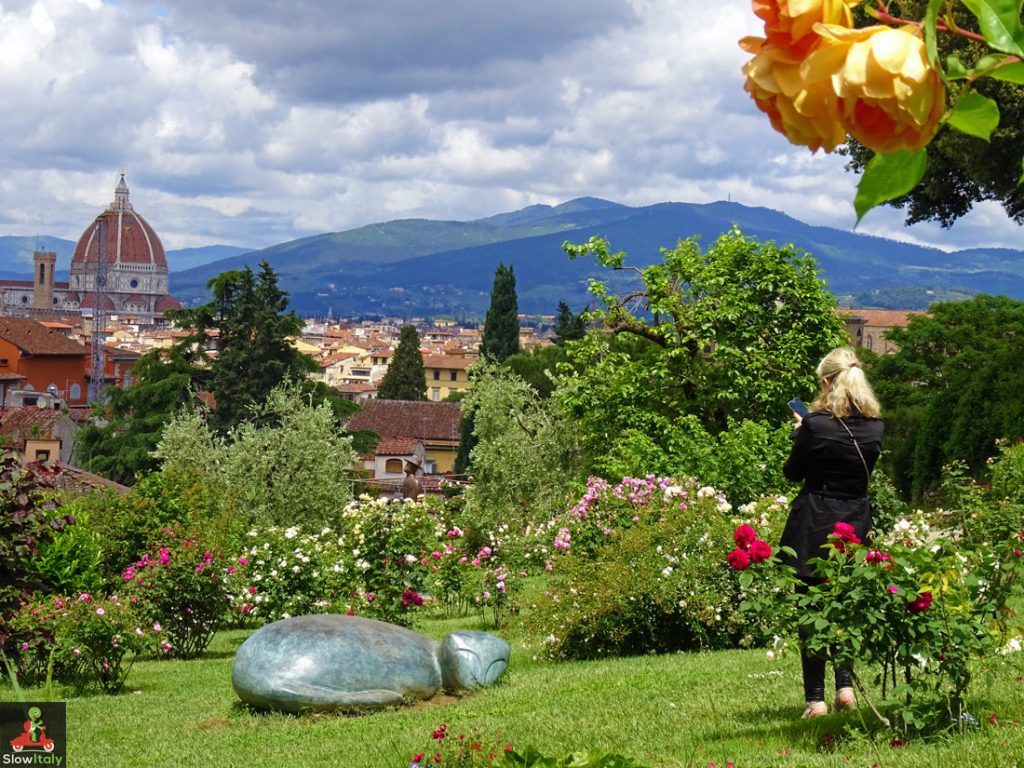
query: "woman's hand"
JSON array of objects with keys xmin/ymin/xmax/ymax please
[{"xmin": 791, "ymin": 412, "xmax": 803, "ymax": 430}]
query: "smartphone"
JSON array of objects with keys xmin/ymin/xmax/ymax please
[{"xmin": 787, "ymin": 397, "xmax": 809, "ymax": 418}]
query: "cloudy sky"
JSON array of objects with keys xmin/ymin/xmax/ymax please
[{"xmin": 0, "ymin": 0, "xmax": 1020, "ymax": 265}]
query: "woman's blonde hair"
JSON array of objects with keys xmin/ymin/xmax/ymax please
[{"xmin": 810, "ymin": 347, "xmax": 881, "ymax": 419}]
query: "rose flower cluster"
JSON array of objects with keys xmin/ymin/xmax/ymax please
[
  {"xmin": 728, "ymin": 524, "xmax": 773, "ymax": 570},
  {"xmin": 740, "ymin": 0, "xmax": 945, "ymax": 153}
]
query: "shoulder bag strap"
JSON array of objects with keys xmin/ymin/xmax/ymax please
[{"xmin": 836, "ymin": 416, "xmax": 870, "ymax": 487}]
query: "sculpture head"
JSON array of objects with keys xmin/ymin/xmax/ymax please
[{"xmin": 438, "ymin": 631, "xmax": 510, "ymax": 691}]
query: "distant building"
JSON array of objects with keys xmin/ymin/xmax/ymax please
[
  {"xmin": 0, "ymin": 173, "xmax": 181, "ymax": 322},
  {"xmin": 423, "ymin": 354, "xmax": 472, "ymax": 401},
  {"xmin": 0, "ymin": 317, "xmax": 90, "ymax": 406},
  {"xmin": 842, "ymin": 308, "xmax": 929, "ymax": 355},
  {"xmin": 346, "ymin": 400, "xmax": 462, "ymax": 474}
]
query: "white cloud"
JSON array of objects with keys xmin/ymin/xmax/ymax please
[{"xmin": 0, "ymin": 0, "xmax": 1015, "ymax": 262}]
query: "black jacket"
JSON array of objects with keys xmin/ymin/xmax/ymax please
[{"xmin": 779, "ymin": 411, "xmax": 884, "ymax": 578}]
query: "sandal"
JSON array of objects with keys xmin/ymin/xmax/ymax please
[
  {"xmin": 834, "ymin": 687, "xmax": 857, "ymax": 711},
  {"xmin": 801, "ymin": 701, "xmax": 828, "ymax": 719}
]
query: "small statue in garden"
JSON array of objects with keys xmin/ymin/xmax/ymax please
[
  {"xmin": 231, "ymin": 614, "xmax": 510, "ymax": 713},
  {"xmin": 401, "ymin": 460, "xmax": 423, "ymax": 500}
]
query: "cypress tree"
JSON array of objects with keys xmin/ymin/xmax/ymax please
[
  {"xmin": 553, "ymin": 300, "xmax": 586, "ymax": 344},
  {"xmin": 377, "ymin": 325, "xmax": 427, "ymax": 401},
  {"xmin": 480, "ymin": 264, "xmax": 520, "ymax": 362}
]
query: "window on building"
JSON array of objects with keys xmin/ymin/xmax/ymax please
[
  {"xmin": 384, "ymin": 458, "xmax": 404, "ymax": 473},
  {"xmin": 34, "ymin": 450, "xmax": 50, "ymax": 462},
  {"xmin": 70, "ymin": 383, "xmax": 82, "ymax": 401},
  {"xmin": 450, "ymin": 371, "xmax": 457, "ymax": 381},
  {"xmin": 432, "ymin": 370, "xmax": 440, "ymax": 380},
  {"xmin": 866, "ymin": 335, "xmax": 873, "ymax": 351},
  {"xmin": 22, "ymin": 396, "xmax": 37, "ymax": 407},
  {"xmin": 0, "ymin": 358, "xmax": 8, "ymax": 367},
  {"xmin": 431, "ymin": 387, "xmax": 441, "ymax": 401}
]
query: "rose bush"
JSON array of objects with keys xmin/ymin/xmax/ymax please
[
  {"xmin": 733, "ymin": 500, "xmax": 1024, "ymax": 733},
  {"xmin": 5, "ymin": 592, "xmax": 168, "ymax": 694},
  {"xmin": 122, "ymin": 528, "xmax": 228, "ymax": 659},
  {"xmin": 223, "ymin": 524, "xmax": 356, "ymax": 623},
  {"xmin": 531, "ymin": 477, "xmax": 782, "ymax": 660}
]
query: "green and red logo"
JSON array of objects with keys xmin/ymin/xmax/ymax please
[{"xmin": 1, "ymin": 702, "xmax": 66, "ymax": 766}]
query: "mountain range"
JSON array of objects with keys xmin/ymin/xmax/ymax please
[{"xmin": 4, "ymin": 198, "xmax": 1023, "ymax": 316}]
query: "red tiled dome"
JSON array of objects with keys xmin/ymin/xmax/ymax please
[
  {"xmin": 79, "ymin": 293, "xmax": 116, "ymax": 311},
  {"xmin": 71, "ymin": 174, "xmax": 166, "ymax": 268},
  {"xmin": 154, "ymin": 294, "xmax": 182, "ymax": 312}
]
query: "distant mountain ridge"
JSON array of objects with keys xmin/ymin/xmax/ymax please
[
  {"xmin": 167, "ymin": 198, "xmax": 1024, "ymax": 316},
  {"xmin": 6, "ymin": 199, "xmax": 1023, "ymax": 316}
]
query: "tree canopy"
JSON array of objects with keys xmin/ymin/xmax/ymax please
[
  {"xmin": 168, "ymin": 261, "xmax": 317, "ymax": 430},
  {"xmin": 75, "ymin": 345, "xmax": 199, "ymax": 484},
  {"xmin": 561, "ymin": 227, "xmax": 847, "ymax": 477},
  {"xmin": 870, "ymin": 294, "xmax": 1024, "ymax": 499},
  {"xmin": 376, "ymin": 325, "xmax": 427, "ymax": 401}
]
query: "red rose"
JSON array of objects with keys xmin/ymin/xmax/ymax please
[
  {"xmin": 733, "ymin": 524, "xmax": 758, "ymax": 550},
  {"xmin": 728, "ymin": 548, "xmax": 752, "ymax": 570},
  {"xmin": 907, "ymin": 591, "xmax": 933, "ymax": 614},
  {"xmin": 749, "ymin": 539, "xmax": 772, "ymax": 563},
  {"xmin": 866, "ymin": 549, "xmax": 892, "ymax": 564}
]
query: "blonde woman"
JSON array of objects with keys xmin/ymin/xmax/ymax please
[{"xmin": 779, "ymin": 347, "xmax": 884, "ymax": 719}]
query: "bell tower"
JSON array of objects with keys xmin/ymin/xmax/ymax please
[{"xmin": 32, "ymin": 250, "xmax": 57, "ymax": 310}]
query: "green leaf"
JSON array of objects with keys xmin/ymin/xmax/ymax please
[
  {"xmin": 947, "ymin": 93, "xmax": 1001, "ymax": 140},
  {"xmin": 739, "ymin": 571, "xmax": 754, "ymax": 589},
  {"xmin": 991, "ymin": 61, "xmax": 1024, "ymax": 84},
  {"xmin": 854, "ymin": 149, "xmax": 929, "ymax": 223},
  {"xmin": 1018, "ymin": 155, "xmax": 1024, "ymax": 185},
  {"xmin": 960, "ymin": 0, "xmax": 1024, "ymax": 57},
  {"xmin": 944, "ymin": 54, "xmax": 970, "ymax": 80}
]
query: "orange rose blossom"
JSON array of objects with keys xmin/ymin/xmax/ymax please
[{"xmin": 741, "ymin": 0, "xmax": 946, "ymax": 155}]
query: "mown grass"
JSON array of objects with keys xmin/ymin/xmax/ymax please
[{"xmin": 3, "ymin": 614, "xmax": 1023, "ymax": 768}]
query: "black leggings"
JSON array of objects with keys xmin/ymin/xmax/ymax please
[{"xmin": 797, "ymin": 579, "xmax": 852, "ymax": 702}]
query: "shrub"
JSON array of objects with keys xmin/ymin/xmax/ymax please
[
  {"xmin": 531, "ymin": 476, "xmax": 765, "ymax": 659},
  {"xmin": 122, "ymin": 528, "xmax": 228, "ymax": 659},
  {"xmin": 732, "ymin": 503, "xmax": 1024, "ymax": 734},
  {"xmin": 6, "ymin": 593, "xmax": 168, "ymax": 694},
  {"xmin": 70, "ymin": 475, "xmax": 196, "ymax": 586},
  {"xmin": 342, "ymin": 496, "xmax": 438, "ymax": 627},
  {"xmin": 33, "ymin": 507, "xmax": 104, "ymax": 597},
  {"xmin": 0, "ymin": 456, "xmax": 72, "ymax": 619},
  {"xmin": 223, "ymin": 525, "xmax": 356, "ymax": 623}
]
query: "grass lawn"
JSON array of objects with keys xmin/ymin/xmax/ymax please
[{"xmin": 3, "ymin": 614, "xmax": 1023, "ymax": 768}]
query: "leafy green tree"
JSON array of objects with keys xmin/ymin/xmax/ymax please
[
  {"xmin": 376, "ymin": 325, "xmax": 426, "ymax": 401},
  {"xmin": 480, "ymin": 264, "xmax": 520, "ymax": 362},
  {"xmin": 870, "ymin": 294, "xmax": 1024, "ymax": 499},
  {"xmin": 561, "ymin": 227, "xmax": 847, "ymax": 477},
  {"xmin": 553, "ymin": 300, "xmax": 586, "ymax": 345},
  {"xmin": 155, "ymin": 385, "xmax": 356, "ymax": 530},
  {"xmin": 503, "ymin": 344, "xmax": 571, "ymax": 398},
  {"xmin": 75, "ymin": 346, "xmax": 199, "ymax": 484},
  {"xmin": 168, "ymin": 261, "xmax": 316, "ymax": 430},
  {"xmin": 462, "ymin": 361, "xmax": 581, "ymax": 533}
]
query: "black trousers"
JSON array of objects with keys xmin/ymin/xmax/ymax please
[{"xmin": 797, "ymin": 578, "xmax": 852, "ymax": 702}]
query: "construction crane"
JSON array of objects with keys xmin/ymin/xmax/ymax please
[{"xmin": 87, "ymin": 215, "xmax": 108, "ymax": 404}]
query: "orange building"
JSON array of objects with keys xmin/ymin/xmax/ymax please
[{"xmin": 0, "ymin": 318, "xmax": 90, "ymax": 406}]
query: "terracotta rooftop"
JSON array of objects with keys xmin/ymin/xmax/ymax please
[
  {"xmin": 0, "ymin": 408, "xmax": 64, "ymax": 446},
  {"xmin": 375, "ymin": 437, "xmax": 421, "ymax": 455},
  {"xmin": 346, "ymin": 400, "xmax": 461, "ymax": 442},
  {"xmin": 423, "ymin": 355, "xmax": 472, "ymax": 370},
  {"xmin": 843, "ymin": 309, "xmax": 929, "ymax": 327},
  {"xmin": 0, "ymin": 317, "xmax": 89, "ymax": 356}
]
